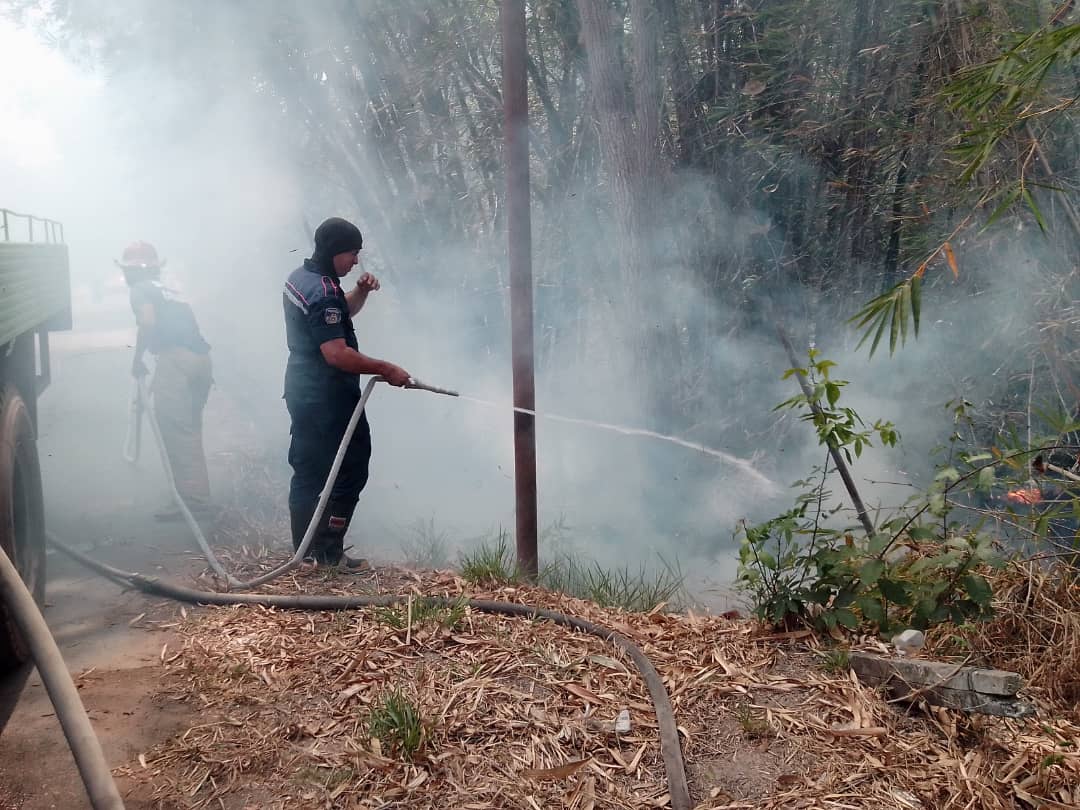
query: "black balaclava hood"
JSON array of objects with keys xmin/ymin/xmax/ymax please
[{"xmin": 311, "ymin": 217, "xmax": 363, "ymax": 274}]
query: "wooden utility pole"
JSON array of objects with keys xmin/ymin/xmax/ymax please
[{"xmin": 501, "ymin": 0, "xmax": 538, "ymax": 579}]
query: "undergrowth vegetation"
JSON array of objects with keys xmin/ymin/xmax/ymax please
[
  {"xmin": 926, "ymin": 559, "xmax": 1080, "ymax": 716},
  {"xmin": 738, "ymin": 349, "xmax": 1080, "ymax": 659}
]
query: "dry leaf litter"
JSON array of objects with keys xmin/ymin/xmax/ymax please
[{"xmin": 116, "ymin": 547, "xmax": 1080, "ymax": 810}]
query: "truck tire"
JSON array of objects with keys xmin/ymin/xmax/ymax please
[{"xmin": 0, "ymin": 385, "xmax": 46, "ymax": 673}]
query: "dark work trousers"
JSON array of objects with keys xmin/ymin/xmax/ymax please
[
  {"xmin": 152, "ymin": 348, "xmax": 213, "ymax": 511},
  {"xmin": 285, "ymin": 395, "xmax": 372, "ymax": 564}
]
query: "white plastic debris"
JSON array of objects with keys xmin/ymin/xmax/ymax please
[
  {"xmin": 889, "ymin": 788, "xmax": 925, "ymax": 808},
  {"xmin": 891, "ymin": 629, "xmax": 926, "ymax": 657},
  {"xmin": 615, "ymin": 708, "xmax": 631, "ymax": 734}
]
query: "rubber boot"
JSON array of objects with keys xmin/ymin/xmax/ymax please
[{"xmin": 318, "ymin": 500, "xmax": 369, "ymax": 571}]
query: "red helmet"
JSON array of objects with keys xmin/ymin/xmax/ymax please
[{"xmin": 116, "ymin": 241, "xmax": 165, "ymax": 269}]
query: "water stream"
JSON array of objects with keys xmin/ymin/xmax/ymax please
[{"xmin": 456, "ymin": 395, "xmax": 778, "ymax": 494}]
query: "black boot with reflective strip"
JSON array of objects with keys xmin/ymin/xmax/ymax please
[{"xmin": 291, "ymin": 500, "xmax": 368, "ymax": 570}]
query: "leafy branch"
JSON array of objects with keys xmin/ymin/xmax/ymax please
[
  {"xmin": 946, "ymin": 21, "xmax": 1080, "ymax": 183},
  {"xmin": 739, "ymin": 357, "xmax": 1003, "ymax": 634},
  {"xmin": 775, "ymin": 349, "xmax": 898, "ymax": 462},
  {"xmin": 850, "ymin": 274, "xmax": 922, "ymax": 358},
  {"xmin": 947, "ymin": 21, "xmax": 1080, "ymax": 227},
  {"xmin": 852, "ymin": 22, "xmax": 1079, "ymax": 359}
]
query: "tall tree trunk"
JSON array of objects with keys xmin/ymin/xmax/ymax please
[
  {"xmin": 631, "ymin": 0, "xmax": 663, "ymax": 180},
  {"xmin": 575, "ymin": 0, "xmax": 664, "ymax": 295},
  {"xmin": 576, "ymin": 0, "xmax": 637, "ymax": 285}
]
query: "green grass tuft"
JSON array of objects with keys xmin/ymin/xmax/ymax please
[
  {"xmin": 459, "ymin": 530, "xmax": 521, "ymax": 585},
  {"xmin": 369, "ymin": 688, "xmax": 426, "ymax": 760}
]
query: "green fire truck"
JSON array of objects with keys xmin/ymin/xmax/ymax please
[{"xmin": 0, "ymin": 208, "xmax": 71, "ymax": 676}]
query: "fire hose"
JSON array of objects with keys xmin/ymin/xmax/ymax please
[
  {"xmin": 0, "ymin": 546, "xmax": 124, "ymax": 810},
  {"xmin": 47, "ymin": 535, "xmax": 692, "ymax": 810},
  {"xmin": 121, "ymin": 380, "xmax": 141, "ymax": 464}
]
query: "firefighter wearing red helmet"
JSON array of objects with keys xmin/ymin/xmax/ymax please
[
  {"xmin": 117, "ymin": 241, "xmax": 214, "ymax": 522},
  {"xmin": 118, "ymin": 241, "xmax": 162, "ymax": 270}
]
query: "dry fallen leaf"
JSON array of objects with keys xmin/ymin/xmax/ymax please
[
  {"xmin": 406, "ymin": 769, "xmax": 429, "ymax": 789},
  {"xmin": 741, "ymin": 79, "xmax": 767, "ymax": 96},
  {"xmin": 827, "ymin": 725, "xmax": 888, "ymax": 737},
  {"xmin": 521, "ymin": 759, "xmax": 590, "ymax": 781},
  {"xmin": 587, "ymin": 654, "xmax": 626, "ymax": 673},
  {"xmin": 563, "ymin": 683, "xmax": 603, "ymax": 704}
]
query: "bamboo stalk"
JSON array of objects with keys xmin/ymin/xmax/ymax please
[
  {"xmin": 1041, "ymin": 460, "xmax": 1080, "ymax": 484},
  {"xmin": 777, "ymin": 327, "xmax": 876, "ymax": 537}
]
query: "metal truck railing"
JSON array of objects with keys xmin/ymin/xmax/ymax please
[
  {"xmin": 1, "ymin": 208, "xmax": 65, "ymax": 244},
  {"xmin": 0, "ymin": 208, "xmax": 72, "ymax": 398}
]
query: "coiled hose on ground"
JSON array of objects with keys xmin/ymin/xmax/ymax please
[{"xmin": 47, "ymin": 534, "xmax": 692, "ymax": 810}]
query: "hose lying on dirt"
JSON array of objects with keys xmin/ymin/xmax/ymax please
[
  {"xmin": 47, "ymin": 534, "xmax": 692, "ymax": 810},
  {"xmin": 0, "ymin": 546, "xmax": 125, "ymax": 810}
]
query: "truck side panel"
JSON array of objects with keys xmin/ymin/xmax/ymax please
[{"xmin": 0, "ymin": 243, "xmax": 73, "ymax": 346}]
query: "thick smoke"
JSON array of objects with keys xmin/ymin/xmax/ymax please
[{"xmin": 0, "ymin": 6, "xmax": 1057, "ymax": 608}]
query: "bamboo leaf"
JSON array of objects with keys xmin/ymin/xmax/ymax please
[
  {"xmin": 1028, "ymin": 181, "xmax": 1066, "ymax": 193},
  {"xmin": 943, "ymin": 242, "xmax": 959, "ymax": 279},
  {"xmin": 1022, "ymin": 187, "xmax": 1048, "ymax": 232},
  {"xmin": 868, "ymin": 308, "xmax": 890, "ymax": 357},
  {"xmin": 1001, "ymin": 84, "xmax": 1021, "ymax": 111},
  {"xmin": 889, "ymin": 292, "xmax": 901, "ymax": 355},
  {"xmin": 984, "ymin": 186, "xmax": 1022, "ymax": 230},
  {"xmin": 899, "ymin": 281, "xmax": 910, "ymax": 345},
  {"xmin": 851, "ymin": 299, "xmax": 887, "ymax": 329},
  {"xmin": 911, "ymin": 275, "xmax": 921, "ymax": 337}
]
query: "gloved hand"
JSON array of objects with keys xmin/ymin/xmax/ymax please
[{"xmin": 132, "ymin": 357, "xmax": 149, "ymax": 378}]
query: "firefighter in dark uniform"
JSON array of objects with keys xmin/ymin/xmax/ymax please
[
  {"xmin": 118, "ymin": 241, "xmax": 214, "ymax": 521},
  {"xmin": 283, "ymin": 218, "xmax": 410, "ymax": 569}
]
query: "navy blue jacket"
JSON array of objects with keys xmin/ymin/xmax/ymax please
[
  {"xmin": 129, "ymin": 279, "xmax": 210, "ymax": 355},
  {"xmin": 283, "ymin": 259, "xmax": 359, "ymax": 403}
]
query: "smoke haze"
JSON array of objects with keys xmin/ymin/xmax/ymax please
[{"xmin": 1, "ymin": 4, "xmax": 1067, "ymax": 607}]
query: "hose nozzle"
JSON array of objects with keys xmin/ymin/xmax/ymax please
[{"xmin": 406, "ymin": 377, "xmax": 459, "ymax": 397}]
